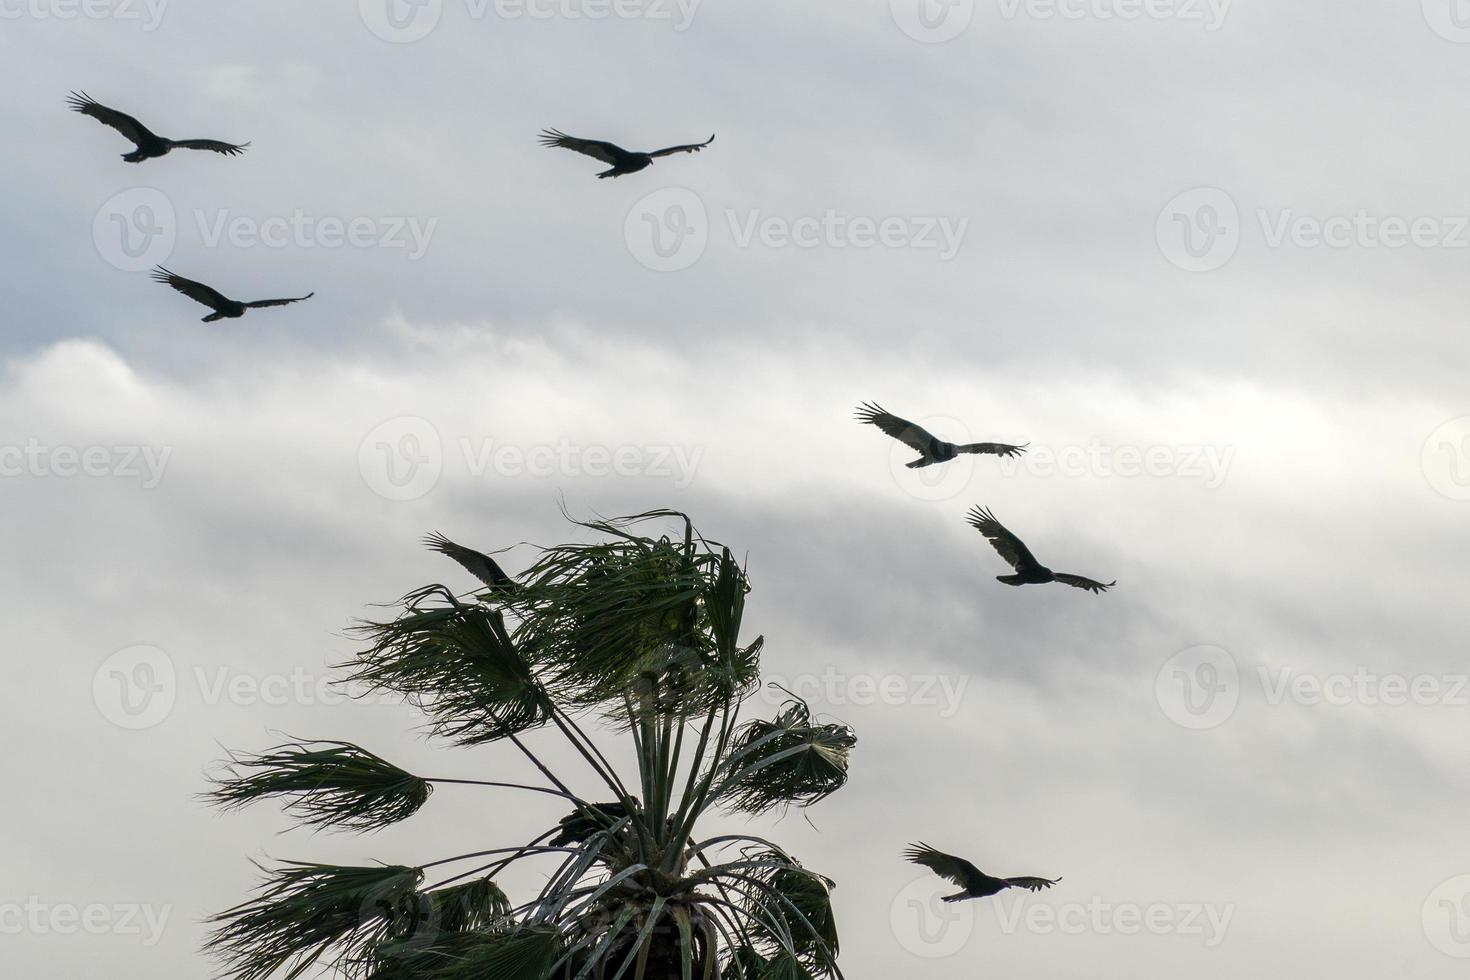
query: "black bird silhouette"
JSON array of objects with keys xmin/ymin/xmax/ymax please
[
  {"xmin": 855, "ymin": 402, "xmax": 1026, "ymax": 469},
  {"xmin": 967, "ymin": 507, "xmax": 1115, "ymax": 593},
  {"xmin": 68, "ymin": 92, "xmax": 249, "ymax": 162},
  {"xmin": 150, "ymin": 267, "xmax": 312, "ymax": 322},
  {"xmin": 423, "ymin": 532, "xmax": 519, "ymax": 593},
  {"xmin": 904, "ymin": 843, "xmax": 1060, "ymax": 903},
  {"xmin": 538, "ymin": 128, "xmax": 715, "ymax": 179}
]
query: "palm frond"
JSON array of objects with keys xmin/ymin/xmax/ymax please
[
  {"xmin": 205, "ymin": 861, "xmax": 423, "ymax": 980},
  {"xmin": 365, "ymin": 926, "xmax": 564, "ymax": 980},
  {"xmin": 429, "ymin": 876, "xmax": 513, "ymax": 933},
  {"xmin": 346, "ymin": 603, "xmax": 552, "ymax": 745},
  {"xmin": 205, "ymin": 740, "xmax": 431, "ymax": 832},
  {"xmin": 743, "ymin": 859, "xmax": 838, "ymax": 972},
  {"xmin": 500, "ymin": 511, "xmax": 764, "ymax": 720},
  {"xmin": 514, "ymin": 533, "xmax": 711, "ymax": 710},
  {"xmin": 717, "ymin": 695, "xmax": 855, "ymax": 813},
  {"xmin": 358, "ymin": 877, "xmax": 513, "ymax": 976},
  {"xmin": 721, "ymin": 945, "xmax": 770, "ymax": 980}
]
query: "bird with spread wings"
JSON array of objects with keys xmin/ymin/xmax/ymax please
[
  {"xmin": 904, "ymin": 843, "xmax": 1060, "ymax": 903},
  {"xmin": 538, "ymin": 128, "xmax": 715, "ymax": 179},
  {"xmin": 68, "ymin": 92, "xmax": 249, "ymax": 163},
  {"xmin": 150, "ymin": 267, "xmax": 312, "ymax": 322},
  {"xmin": 967, "ymin": 506, "xmax": 1115, "ymax": 593},
  {"xmin": 424, "ymin": 532, "xmax": 520, "ymax": 594},
  {"xmin": 855, "ymin": 402, "xmax": 1027, "ymax": 469}
]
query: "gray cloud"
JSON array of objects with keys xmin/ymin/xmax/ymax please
[{"xmin": 4, "ymin": 4, "xmax": 1470, "ymax": 977}]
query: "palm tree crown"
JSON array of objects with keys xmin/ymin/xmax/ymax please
[{"xmin": 203, "ymin": 510, "xmax": 854, "ymax": 980}]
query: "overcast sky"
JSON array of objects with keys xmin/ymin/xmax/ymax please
[{"xmin": 3, "ymin": 2, "xmax": 1470, "ymax": 977}]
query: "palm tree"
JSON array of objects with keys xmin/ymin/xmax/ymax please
[{"xmin": 203, "ymin": 510, "xmax": 854, "ymax": 980}]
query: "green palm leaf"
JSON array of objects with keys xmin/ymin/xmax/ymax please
[
  {"xmin": 717, "ymin": 695, "xmax": 855, "ymax": 813},
  {"xmin": 206, "ymin": 861, "xmax": 422, "ymax": 980},
  {"xmin": 348, "ymin": 600, "xmax": 551, "ymax": 745},
  {"xmin": 205, "ymin": 740, "xmax": 431, "ymax": 832}
]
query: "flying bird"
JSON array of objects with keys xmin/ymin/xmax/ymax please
[
  {"xmin": 424, "ymin": 532, "xmax": 519, "ymax": 594},
  {"xmin": 150, "ymin": 267, "xmax": 313, "ymax": 322},
  {"xmin": 967, "ymin": 506, "xmax": 1115, "ymax": 593},
  {"xmin": 68, "ymin": 91, "xmax": 249, "ymax": 162},
  {"xmin": 904, "ymin": 843, "xmax": 1060, "ymax": 903},
  {"xmin": 855, "ymin": 402, "xmax": 1026, "ymax": 469},
  {"xmin": 538, "ymin": 128, "xmax": 715, "ymax": 179}
]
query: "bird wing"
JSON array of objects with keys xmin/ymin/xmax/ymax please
[
  {"xmin": 1004, "ymin": 876, "xmax": 1061, "ymax": 892},
  {"xmin": 170, "ymin": 138, "xmax": 251, "ymax": 156},
  {"xmin": 903, "ymin": 843, "xmax": 984, "ymax": 889},
  {"xmin": 150, "ymin": 266, "xmax": 230, "ymax": 311},
  {"xmin": 1054, "ymin": 573, "xmax": 1115, "ymax": 594},
  {"xmin": 67, "ymin": 91, "xmax": 156, "ymax": 145},
  {"xmin": 966, "ymin": 507, "xmax": 1044, "ymax": 574},
  {"xmin": 424, "ymin": 532, "xmax": 517, "ymax": 591},
  {"xmin": 243, "ymin": 292, "xmax": 314, "ymax": 309},
  {"xmin": 647, "ymin": 133, "xmax": 715, "ymax": 157},
  {"xmin": 538, "ymin": 129, "xmax": 623, "ymax": 165},
  {"xmin": 961, "ymin": 442, "xmax": 1028, "ymax": 459},
  {"xmin": 854, "ymin": 402, "xmax": 940, "ymax": 454}
]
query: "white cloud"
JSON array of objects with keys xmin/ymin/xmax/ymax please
[
  {"xmin": 1, "ymin": 320, "xmax": 1465, "ymax": 977},
  {"xmin": 7, "ymin": 3, "xmax": 1470, "ymax": 976}
]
